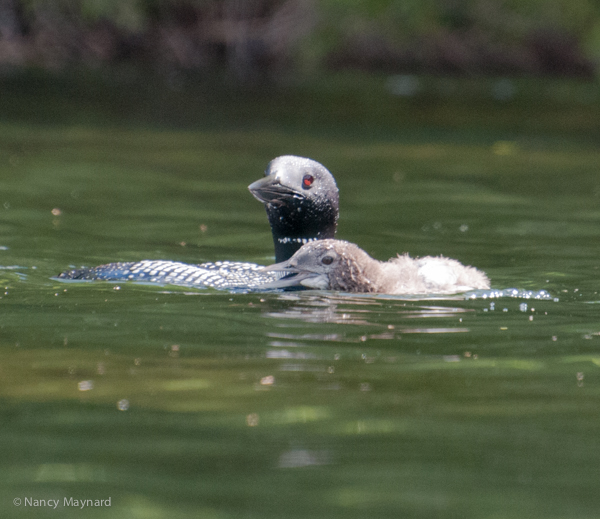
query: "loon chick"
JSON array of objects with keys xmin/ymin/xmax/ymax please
[
  {"xmin": 262, "ymin": 239, "xmax": 490, "ymax": 294},
  {"xmin": 57, "ymin": 156, "xmax": 339, "ymax": 290}
]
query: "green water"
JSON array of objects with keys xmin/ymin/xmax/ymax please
[{"xmin": 1, "ymin": 74, "xmax": 600, "ymax": 518}]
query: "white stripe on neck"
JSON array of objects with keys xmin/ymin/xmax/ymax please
[{"xmin": 277, "ymin": 237, "xmax": 318, "ymax": 245}]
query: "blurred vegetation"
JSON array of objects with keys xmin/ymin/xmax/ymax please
[{"xmin": 0, "ymin": 0, "xmax": 599, "ymax": 80}]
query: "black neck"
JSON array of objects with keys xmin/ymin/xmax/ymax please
[{"xmin": 267, "ymin": 200, "xmax": 338, "ymax": 262}]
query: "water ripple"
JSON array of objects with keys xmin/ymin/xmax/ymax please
[{"xmin": 465, "ymin": 288, "xmax": 556, "ymax": 301}]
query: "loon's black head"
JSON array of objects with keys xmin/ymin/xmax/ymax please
[{"xmin": 248, "ymin": 156, "xmax": 339, "ymax": 262}]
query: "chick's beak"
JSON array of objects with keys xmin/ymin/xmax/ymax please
[
  {"xmin": 259, "ymin": 260, "xmax": 318, "ymax": 289},
  {"xmin": 260, "ymin": 259, "xmax": 296, "ymax": 273}
]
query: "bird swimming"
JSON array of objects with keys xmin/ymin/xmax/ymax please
[
  {"xmin": 261, "ymin": 239, "xmax": 490, "ymax": 295},
  {"xmin": 57, "ymin": 156, "xmax": 339, "ymax": 290}
]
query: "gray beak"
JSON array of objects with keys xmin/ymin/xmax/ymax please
[
  {"xmin": 248, "ymin": 175, "xmax": 300, "ymax": 204},
  {"xmin": 259, "ymin": 261, "xmax": 317, "ymax": 289},
  {"xmin": 260, "ymin": 259, "xmax": 296, "ymax": 273}
]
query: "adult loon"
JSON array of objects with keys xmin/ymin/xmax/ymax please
[
  {"xmin": 262, "ymin": 239, "xmax": 490, "ymax": 294},
  {"xmin": 57, "ymin": 156, "xmax": 339, "ymax": 290}
]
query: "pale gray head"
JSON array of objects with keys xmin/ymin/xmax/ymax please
[{"xmin": 262, "ymin": 239, "xmax": 377, "ymax": 292}]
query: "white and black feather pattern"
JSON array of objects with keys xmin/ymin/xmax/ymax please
[{"xmin": 58, "ymin": 259, "xmax": 286, "ymax": 289}]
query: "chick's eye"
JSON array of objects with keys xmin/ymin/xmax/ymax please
[
  {"xmin": 321, "ymin": 255, "xmax": 334, "ymax": 265},
  {"xmin": 302, "ymin": 174, "xmax": 314, "ymax": 189}
]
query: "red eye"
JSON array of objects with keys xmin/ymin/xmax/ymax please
[{"xmin": 302, "ymin": 174, "xmax": 314, "ymax": 189}]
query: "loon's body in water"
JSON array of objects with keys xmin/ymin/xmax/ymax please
[
  {"xmin": 262, "ymin": 239, "xmax": 490, "ymax": 295},
  {"xmin": 58, "ymin": 156, "xmax": 339, "ymax": 290}
]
